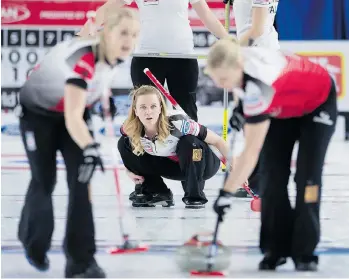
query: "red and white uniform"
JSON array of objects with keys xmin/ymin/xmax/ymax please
[
  {"xmin": 237, "ymin": 47, "xmax": 332, "ymax": 123},
  {"xmin": 121, "ymin": 110, "xmax": 207, "ymax": 161},
  {"xmin": 20, "ymin": 38, "xmax": 122, "ymax": 116},
  {"xmin": 233, "ymin": 0, "xmax": 279, "ymax": 49}
]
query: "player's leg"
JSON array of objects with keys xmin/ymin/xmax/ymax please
[
  {"xmin": 59, "ymin": 110, "xmax": 105, "ymax": 278},
  {"xmin": 166, "ymin": 58, "xmax": 199, "ymax": 121},
  {"xmin": 258, "ymin": 118, "xmax": 300, "ymax": 270},
  {"xmin": 176, "ymin": 135, "xmax": 220, "ymax": 208},
  {"xmin": 131, "ymin": 57, "xmax": 166, "ymax": 88},
  {"xmin": 118, "ymin": 136, "xmax": 183, "ymax": 207},
  {"xmin": 166, "ymin": 58, "xmax": 199, "ymax": 200},
  {"xmin": 17, "ymin": 107, "xmax": 58, "ymax": 271},
  {"xmin": 292, "ymin": 82, "xmax": 337, "ymax": 271},
  {"xmin": 129, "ymin": 57, "xmax": 166, "ymax": 199}
]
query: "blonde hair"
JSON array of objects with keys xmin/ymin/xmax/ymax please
[
  {"xmin": 97, "ymin": 7, "xmax": 138, "ymax": 62},
  {"xmin": 123, "ymin": 85, "xmax": 170, "ymax": 156},
  {"xmin": 206, "ymin": 35, "xmax": 241, "ymax": 71}
]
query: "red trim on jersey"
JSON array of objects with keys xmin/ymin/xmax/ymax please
[
  {"xmin": 50, "ymin": 98, "xmax": 65, "ymax": 112},
  {"xmin": 120, "ymin": 125, "xmax": 127, "ymax": 136},
  {"xmin": 73, "ymin": 52, "xmax": 95, "ymax": 80},
  {"xmin": 167, "ymin": 155, "xmax": 179, "ymax": 162}
]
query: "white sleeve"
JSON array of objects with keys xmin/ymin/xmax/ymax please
[
  {"xmin": 123, "ymin": 0, "xmax": 134, "ymax": 5},
  {"xmin": 252, "ymin": 0, "xmax": 272, "ymax": 8},
  {"xmin": 189, "ymin": 0, "xmax": 201, "ymax": 4},
  {"xmin": 242, "ymin": 80, "xmax": 273, "ymax": 117}
]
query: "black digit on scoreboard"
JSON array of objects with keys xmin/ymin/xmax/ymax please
[
  {"xmin": 1, "ymin": 29, "xmax": 5, "ymax": 47},
  {"xmin": 7, "ymin": 30, "xmax": 21, "ymax": 46},
  {"xmin": 8, "ymin": 50, "xmax": 21, "ymax": 64},
  {"xmin": 25, "ymin": 30, "xmax": 40, "ymax": 47},
  {"xmin": 26, "ymin": 51, "xmax": 38, "ymax": 65},
  {"xmin": 43, "ymin": 30, "xmax": 58, "ymax": 47},
  {"xmin": 12, "ymin": 67, "xmax": 18, "ymax": 81},
  {"xmin": 61, "ymin": 30, "xmax": 76, "ymax": 42}
]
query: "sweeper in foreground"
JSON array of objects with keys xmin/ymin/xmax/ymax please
[{"xmin": 208, "ymin": 37, "xmax": 337, "ymax": 272}]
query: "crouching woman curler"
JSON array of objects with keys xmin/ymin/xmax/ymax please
[{"xmin": 118, "ymin": 85, "xmax": 228, "ymax": 208}]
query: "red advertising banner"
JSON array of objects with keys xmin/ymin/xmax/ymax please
[{"xmin": 1, "ymin": 0, "xmax": 236, "ymax": 27}]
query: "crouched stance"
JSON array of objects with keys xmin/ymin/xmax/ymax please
[{"xmin": 118, "ymin": 85, "xmax": 227, "ymax": 208}]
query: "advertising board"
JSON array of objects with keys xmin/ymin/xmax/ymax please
[{"xmin": 1, "ymin": 1, "xmax": 349, "ymax": 140}]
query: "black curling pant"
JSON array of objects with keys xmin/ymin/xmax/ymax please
[
  {"xmin": 17, "ymin": 107, "xmax": 96, "ymax": 271},
  {"xmin": 259, "ymin": 81, "xmax": 337, "ymax": 260},
  {"xmin": 131, "ymin": 57, "xmax": 199, "ymax": 121},
  {"xmin": 118, "ymin": 135, "xmax": 220, "ymax": 202}
]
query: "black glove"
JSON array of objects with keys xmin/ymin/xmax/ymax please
[
  {"xmin": 223, "ymin": 0, "xmax": 233, "ymax": 5},
  {"xmin": 229, "ymin": 100, "xmax": 245, "ymax": 131},
  {"xmin": 99, "ymin": 96, "xmax": 118, "ymax": 120},
  {"xmin": 78, "ymin": 143, "xmax": 105, "ymax": 184},
  {"xmin": 213, "ymin": 189, "xmax": 234, "ymax": 222}
]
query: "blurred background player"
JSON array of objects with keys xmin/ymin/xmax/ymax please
[
  {"xmin": 118, "ymin": 85, "xmax": 229, "ymax": 208},
  {"xmin": 79, "ymin": 0, "xmax": 230, "ymax": 203},
  {"xmin": 17, "ymin": 8, "xmax": 139, "ymax": 278},
  {"xmin": 226, "ymin": 0, "xmax": 280, "ymax": 197},
  {"xmin": 207, "ymin": 38, "xmax": 337, "ymax": 271}
]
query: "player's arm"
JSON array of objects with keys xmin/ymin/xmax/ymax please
[
  {"xmin": 238, "ymin": 1, "xmax": 270, "ymax": 46},
  {"xmin": 191, "ymin": 0, "xmax": 230, "ymax": 39},
  {"xmin": 77, "ymin": 0, "xmax": 128, "ymax": 37},
  {"xmin": 203, "ymin": 129, "xmax": 230, "ymax": 162},
  {"xmin": 224, "ymin": 118, "xmax": 270, "ymax": 193},
  {"xmin": 64, "ymin": 83, "xmax": 94, "ymax": 149},
  {"xmin": 64, "ymin": 51, "xmax": 96, "ymax": 149}
]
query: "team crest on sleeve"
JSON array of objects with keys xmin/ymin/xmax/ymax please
[
  {"xmin": 180, "ymin": 119, "xmax": 199, "ymax": 136},
  {"xmin": 243, "ymin": 81, "xmax": 269, "ymax": 116}
]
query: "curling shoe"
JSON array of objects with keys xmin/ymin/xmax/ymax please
[
  {"xmin": 65, "ymin": 259, "xmax": 106, "ymax": 278},
  {"xmin": 147, "ymin": 190, "xmax": 175, "ymax": 207},
  {"xmin": 183, "ymin": 198, "xmax": 206, "ymax": 209},
  {"xmin": 259, "ymin": 253, "xmax": 287, "ymax": 270},
  {"xmin": 231, "ymin": 188, "xmax": 252, "ymax": 198},
  {"xmin": 131, "ymin": 193, "xmax": 155, "ymax": 207},
  {"xmin": 129, "ymin": 183, "xmax": 143, "ymax": 202},
  {"xmin": 25, "ymin": 252, "xmax": 50, "ymax": 272},
  {"xmin": 294, "ymin": 255, "xmax": 318, "ymax": 271}
]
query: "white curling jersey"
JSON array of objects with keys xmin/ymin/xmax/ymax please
[
  {"xmin": 121, "ymin": 110, "xmax": 208, "ymax": 161},
  {"xmin": 233, "ymin": 0, "xmax": 279, "ymax": 49},
  {"xmin": 20, "ymin": 37, "xmax": 122, "ymax": 116},
  {"xmin": 123, "ymin": 0, "xmax": 200, "ymax": 54}
]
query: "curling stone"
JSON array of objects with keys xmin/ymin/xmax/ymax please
[{"xmin": 175, "ymin": 234, "xmax": 232, "ymax": 272}]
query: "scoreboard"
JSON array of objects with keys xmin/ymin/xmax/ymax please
[{"xmin": 1, "ymin": 0, "xmax": 232, "ymax": 110}]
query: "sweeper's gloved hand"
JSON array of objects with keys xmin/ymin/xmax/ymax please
[
  {"xmin": 78, "ymin": 143, "xmax": 104, "ymax": 184},
  {"xmin": 213, "ymin": 189, "xmax": 234, "ymax": 222},
  {"xmin": 223, "ymin": 0, "xmax": 233, "ymax": 5},
  {"xmin": 229, "ymin": 100, "xmax": 245, "ymax": 132}
]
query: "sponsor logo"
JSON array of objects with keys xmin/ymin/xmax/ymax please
[
  {"xmin": 298, "ymin": 52, "xmax": 345, "ymax": 98},
  {"xmin": 1, "ymin": 3, "xmax": 30, "ymax": 23},
  {"xmin": 1, "ymin": 123, "xmax": 20, "ymax": 136},
  {"xmin": 313, "ymin": 111, "xmax": 334, "ymax": 126},
  {"xmin": 39, "ymin": 10, "xmax": 85, "ymax": 20}
]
